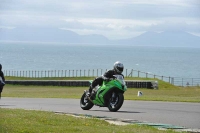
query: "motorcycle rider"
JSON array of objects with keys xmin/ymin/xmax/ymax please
[
  {"xmin": 0, "ymin": 64, "xmax": 5, "ymax": 99},
  {"xmin": 87, "ymin": 61, "xmax": 124, "ymax": 97}
]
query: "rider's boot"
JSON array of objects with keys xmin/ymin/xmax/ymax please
[{"xmin": 86, "ymin": 85, "xmax": 93, "ymax": 97}]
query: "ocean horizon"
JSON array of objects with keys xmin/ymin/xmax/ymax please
[{"xmin": 1, "ymin": 42, "xmax": 200, "ymax": 78}]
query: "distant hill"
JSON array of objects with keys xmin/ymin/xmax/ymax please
[
  {"xmin": 0, "ymin": 27, "xmax": 111, "ymax": 44},
  {"xmin": 0, "ymin": 27, "xmax": 200, "ymax": 47},
  {"xmin": 114, "ymin": 31, "xmax": 200, "ymax": 47}
]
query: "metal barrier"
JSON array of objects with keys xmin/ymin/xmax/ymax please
[
  {"xmin": 3, "ymin": 69, "xmax": 200, "ymax": 87},
  {"xmin": 171, "ymin": 77, "xmax": 200, "ymax": 87},
  {"xmin": 5, "ymin": 80, "xmax": 158, "ymax": 89},
  {"xmin": 3, "ymin": 69, "xmax": 171, "ymax": 79}
]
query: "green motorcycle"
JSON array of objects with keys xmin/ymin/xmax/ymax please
[{"xmin": 80, "ymin": 75, "xmax": 127, "ymax": 112}]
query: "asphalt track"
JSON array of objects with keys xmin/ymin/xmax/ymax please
[{"xmin": 1, "ymin": 97, "xmax": 200, "ymax": 130}]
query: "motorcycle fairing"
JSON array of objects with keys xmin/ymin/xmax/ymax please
[{"xmin": 92, "ymin": 80, "xmax": 124, "ymax": 106}]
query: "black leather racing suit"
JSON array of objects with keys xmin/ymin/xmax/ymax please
[
  {"xmin": 89, "ymin": 69, "xmax": 124, "ymax": 93},
  {"xmin": 0, "ymin": 67, "xmax": 5, "ymax": 95}
]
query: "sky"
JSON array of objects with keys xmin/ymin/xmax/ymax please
[{"xmin": 0, "ymin": 0, "xmax": 200, "ymax": 40}]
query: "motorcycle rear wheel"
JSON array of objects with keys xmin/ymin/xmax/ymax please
[
  {"xmin": 108, "ymin": 93, "xmax": 124, "ymax": 112},
  {"xmin": 80, "ymin": 93, "xmax": 94, "ymax": 110}
]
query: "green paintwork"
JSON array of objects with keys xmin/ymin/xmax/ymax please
[{"xmin": 91, "ymin": 78, "xmax": 127, "ymax": 106}]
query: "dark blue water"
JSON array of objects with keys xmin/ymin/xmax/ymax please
[{"xmin": 0, "ymin": 42, "xmax": 200, "ymax": 78}]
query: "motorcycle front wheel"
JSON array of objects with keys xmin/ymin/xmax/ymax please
[
  {"xmin": 108, "ymin": 92, "xmax": 124, "ymax": 112},
  {"xmin": 80, "ymin": 93, "xmax": 94, "ymax": 110}
]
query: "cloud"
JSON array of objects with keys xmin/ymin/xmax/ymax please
[
  {"xmin": 0, "ymin": 26, "xmax": 15, "ymax": 29},
  {"xmin": 0, "ymin": 0, "xmax": 200, "ymax": 39},
  {"xmin": 147, "ymin": 20, "xmax": 200, "ymax": 32},
  {"xmin": 110, "ymin": 0, "xmax": 200, "ymax": 6}
]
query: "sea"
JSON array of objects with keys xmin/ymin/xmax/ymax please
[{"xmin": 0, "ymin": 42, "xmax": 200, "ymax": 78}]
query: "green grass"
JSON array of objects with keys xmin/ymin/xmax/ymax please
[
  {"xmin": 3, "ymin": 76, "xmax": 200, "ymax": 102},
  {"xmin": 0, "ymin": 108, "xmax": 179, "ymax": 133},
  {"xmin": 1, "ymin": 76, "xmax": 195, "ymax": 133},
  {"xmin": 2, "ymin": 84, "xmax": 200, "ymax": 102}
]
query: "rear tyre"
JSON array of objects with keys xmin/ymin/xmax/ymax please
[
  {"xmin": 108, "ymin": 93, "xmax": 124, "ymax": 112},
  {"xmin": 80, "ymin": 93, "xmax": 94, "ymax": 110}
]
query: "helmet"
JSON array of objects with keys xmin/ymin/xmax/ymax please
[{"xmin": 113, "ymin": 61, "xmax": 124, "ymax": 74}]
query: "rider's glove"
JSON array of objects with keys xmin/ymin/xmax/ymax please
[
  {"xmin": 105, "ymin": 78, "xmax": 114, "ymax": 82},
  {"xmin": 104, "ymin": 78, "xmax": 110, "ymax": 82},
  {"xmin": 101, "ymin": 75, "xmax": 114, "ymax": 82}
]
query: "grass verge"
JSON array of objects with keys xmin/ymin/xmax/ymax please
[
  {"xmin": 2, "ymin": 84, "xmax": 200, "ymax": 102},
  {"xmin": 1, "ymin": 77, "xmax": 196, "ymax": 133},
  {"xmin": 0, "ymin": 108, "xmax": 179, "ymax": 133}
]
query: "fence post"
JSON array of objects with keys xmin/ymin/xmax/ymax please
[
  {"xmin": 192, "ymin": 78, "xmax": 193, "ymax": 86},
  {"xmin": 146, "ymin": 73, "xmax": 148, "ymax": 78},
  {"xmin": 169, "ymin": 77, "xmax": 170, "ymax": 83},
  {"xmin": 80, "ymin": 70, "xmax": 81, "ymax": 77},
  {"xmin": 138, "ymin": 71, "xmax": 140, "ymax": 77},
  {"xmin": 182, "ymin": 78, "xmax": 183, "ymax": 87},
  {"xmin": 131, "ymin": 69, "xmax": 133, "ymax": 77},
  {"xmin": 84, "ymin": 70, "xmax": 85, "ymax": 77},
  {"xmin": 126, "ymin": 69, "xmax": 127, "ymax": 77},
  {"xmin": 171, "ymin": 77, "xmax": 174, "ymax": 85}
]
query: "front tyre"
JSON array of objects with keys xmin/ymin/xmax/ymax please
[
  {"xmin": 80, "ymin": 93, "xmax": 94, "ymax": 110},
  {"xmin": 108, "ymin": 93, "xmax": 124, "ymax": 112}
]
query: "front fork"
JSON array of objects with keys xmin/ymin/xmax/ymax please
[
  {"xmin": 111, "ymin": 92, "xmax": 116, "ymax": 102},
  {"xmin": 84, "ymin": 90, "xmax": 94, "ymax": 103}
]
